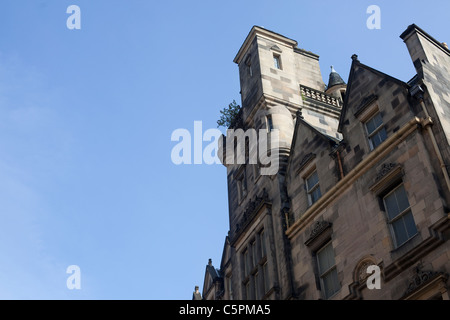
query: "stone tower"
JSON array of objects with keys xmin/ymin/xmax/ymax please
[
  {"xmin": 326, "ymin": 66, "xmax": 347, "ymax": 102},
  {"xmin": 233, "ymin": 26, "xmax": 343, "ymax": 146},
  {"xmin": 219, "ymin": 26, "xmax": 344, "ymax": 300}
]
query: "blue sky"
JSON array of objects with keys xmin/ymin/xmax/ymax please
[{"xmin": 0, "ymin": 0, "xmax": 449, "ymax": 300}]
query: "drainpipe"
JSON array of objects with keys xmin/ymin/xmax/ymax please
[{"xmin": 410, "ymin": 84, "xmax": 450, "ymax": 194}]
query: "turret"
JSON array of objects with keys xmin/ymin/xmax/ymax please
[{"xmin": 326, "ymin": 66, "xmax": 347, "ymax": 103}]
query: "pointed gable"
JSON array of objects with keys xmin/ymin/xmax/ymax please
[
  {"xmin": 338, "ymin": 55, "xmax": 410, "ymax": 134},
  {"xmin": 289, "ymin": 111, "xmax": 339, "ymax": 170},
  {"xmin": 286, "ymin": 112, "xmax": 340, "ymax": 221},
  {"xmin": 220, "ymin": 236, "xmax": 232, "ymax": 271},
  {"xmin": 201, "ymin": 259, "xmax": 223, "ymax": 300},
  {"xmin": 337, "ymin": 55, "xmax": 415, "ymax": 171},
  {"xmin": 288, "ymin": 112, "xmax": 339, "ymax": 181}
]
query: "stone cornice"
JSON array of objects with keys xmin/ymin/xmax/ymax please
[
  {"xmin": 230, "ymin": 189, "xmax": 271, "ymax": 247},
  {"xmin": 400, "ymin": 24, "xmax": 450, "ymax": 56},
  {"xmin": 234, "ymin": 26, "xmax": 298, "ymax": 65}
]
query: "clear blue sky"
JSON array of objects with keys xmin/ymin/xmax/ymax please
[{"xmin": 0, "ymin": 0, "xmax": 448, "ymax": 300}]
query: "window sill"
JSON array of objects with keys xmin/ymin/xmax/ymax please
[
  {"xmin": 258, "ymin": 256, "xmax": 268, "ymax": 266},
  {"xmin": 250, "ymin": 266, "xmax": 259, "ymax": 276},
  {"xmin": 390, "ymin": 232, "xmax": 420, "ymax": 254},
  {"xmin": 323, "ymin": 288, "xmax": 341, "ymax": 300}
]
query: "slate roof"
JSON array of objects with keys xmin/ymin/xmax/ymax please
[{"xmin": 327, "ymin": 66, "xmax": 346, "ymax": 89}]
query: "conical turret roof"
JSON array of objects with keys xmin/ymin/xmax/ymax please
[{"xmin": 327, "ymin": 66, "xmax": 346, "ymax": 89}]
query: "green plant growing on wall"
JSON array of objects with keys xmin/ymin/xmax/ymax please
[{"xmin": 217, "ymin": 100, "xmax": 242, "ymax": 129}]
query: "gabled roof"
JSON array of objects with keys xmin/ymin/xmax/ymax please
[
  {"xmin": 291, "ymin": 111, "xmax": 340, "ymax": 150},
  {"xmin": 337, "ymin": 55, "xmax": 410, "ymax": 133},
  {"xmin": 287, "ymin": 111, "xmax": 339, "ymax": 176},
  {"xmin": 206, "ymin": 260, "xmax": 221, "ymax": 280},
  {"xmin": 220, "ymin": 236, "xmax": 231, "ymax": 271}
]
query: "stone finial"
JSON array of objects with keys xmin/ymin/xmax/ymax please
[
  {"xmin": 351, "ymin": 54, "xmax": 359, "ymax": 62},
  {"xmin": 296, "ymin": 109, "xmax": 304, "ymax": 120},
  {"xmin": 442, "ymin": 42, "xmax": 449, "ymax": 49},
  {"xmin": 208, "ymin": 259, "xmax": 212, "ymax": 266}
]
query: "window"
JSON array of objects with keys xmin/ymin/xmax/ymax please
[
  {"xmin": 340, "ymin": 90, "xmax": 346, "ymax": 102},
  {"xmin": 237, "ymin": 168, "xmax": 248, "ymax": 202},
  {"xmin": 254, "ymin": 272, "xmax": 260, "ymax": 300},
  {"xmin": 251, "ymin": 240, "xmax": 257, "ymax": 268},
  {"xmin": 262, "ymin": 262, "xmax": 269, "ymax": 295},
  {"xmin": 365, "ymin": 113, "xmax": 387, "ymax": 150},
  {"xmin": 266, "ymin": 115, "xmax": 274, "ymax": 132},
  {"xmin": 245, "ymin": 282, "xmax": 251, "ymax": 300},
  {"xmin": 273, "ymin": 54, "xmax": 282, "ymax": 70},
  {"xmin": 317, "ymin": 242, "xmax": 340, "ymax": 299},
  {"xmin": 306, "ymin": 171, "xmax": 322, "ymax": 206},
  {"xmin": 253, "ymin": 164, "xmax": 260, "ymax": 182},
  {"xmin": 383, "ymin": 184, "xmax": 417, "ymax": 248},
  {"xmin": 243, "ymin": 231, "xmax": 271, "ymax": 300},
  {"xmin": 245, "ymin": 55, "xmax": 252, "ymax": 77},
  {"xmin": 243, "ymin": 249, "xmax": 250, "ymax": 276},
  {"xmin": 226, "ymin": 275, "xmax": 233, "ymax": 300},
  {"xmin": 259, "ymin": 229, "xmax": 266, "ymax": 258}
]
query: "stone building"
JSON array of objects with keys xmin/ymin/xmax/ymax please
[{"xmin": 201, "ymin": 24, "xmax": 450, "ymax": 300}]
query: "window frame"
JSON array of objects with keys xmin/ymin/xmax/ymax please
[
  {"xmin": 226, "ymin": 274, "xmax": 233, "ymax": 300},
  {"xmin": 254, "ymin": 272, "xmax": 260, "ymax": 300},
  {"xmin": 243, "ymin": 248, "xmax": 250, "ymax": 276},
  {"xmin": 259, "ymin": 229, "xmax": 266, "ymax": 258},
  {"xmin": 316, "ymin": 241, "xmax": 340, "ymax": 299},
  {"xmin": 365, "ymin": 112, "xmax": 387, "ymax": 150},
  {"xmin": 236, "ymin": 167, "xmax": 248, "ymax": 203},
  {"xmin": 382, "ymin": 184, "xmax": 418, "ymax": 248},
  {"xmin": 266, "ymin": 115, "xmax": 274, "ymax": 132},
  {"xmin": 245, "ymin": 281, "xmax": 251, "ymax": 300},
  {"xmin": 251, "ymin": 240, "xmax": 257, "ymax": 269},
  {"xmin": 306, "ymin": 170, "xmax": 322, "ymax": 206},
  {"xmin": 253, "ymin": 164, "xmax": 261, "ymax": 183},
  {"xmin": 262, "ymin": 262, "xmax": 269, "ymax": 295},
  {"xmin": 273, "ymin": 54, "xmax": 282, "ymax": 70}
]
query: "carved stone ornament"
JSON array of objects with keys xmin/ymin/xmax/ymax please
[
  {"xmin": 352, "ymin": 256, "xmax": 379, "ymax": 283},
  {"xmin": 309, "ymin": 220, "xmax": 332, "ymax": 239},
  {"xmin": 357, "ymin": 262, "xmax": 372, "ymax": 282},
  {"xmin": 375, "ymin": 163, "xmax": 397, "ymax": 183},
  {"xmin": 370, "ymin": 163, "xmax": 403, "ymax": 194},
  {"xmin": 298, "ymin": 153, "xmax": 316, "ymax": 173},
  {"xmin": 232, "ymin": 189, "xmax": 270, "ymax": 242},
  {"xmin": 404, "ymin": 264, "xmax": 439, "ymax": 296},
  {"xmin": 304, "ymin": 220, "xmax": 333, "ymax": 248}
]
